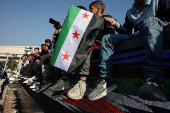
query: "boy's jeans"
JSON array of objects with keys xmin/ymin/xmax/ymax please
[{"xmin": 99, "ymin": 17, "xmax": 165, "ymax": 80}]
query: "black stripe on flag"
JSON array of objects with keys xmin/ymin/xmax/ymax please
[{"xmin": 68, "ymin": 14, "xmax": 104, "ymax": 75}]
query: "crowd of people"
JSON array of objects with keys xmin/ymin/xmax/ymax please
[{"xmin": 18, "ymin": 0, "xmax": 170, "ymax": 102}]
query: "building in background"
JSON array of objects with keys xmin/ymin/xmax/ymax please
[{"xmin": 0, "ymin": 46, "xmax": 40, "ymax": 61}]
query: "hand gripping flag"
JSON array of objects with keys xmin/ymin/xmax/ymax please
[{"xmin": 50, "ymin": 5, "xmax": 104, "ymax": 75}]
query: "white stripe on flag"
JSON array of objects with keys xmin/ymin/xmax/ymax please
[{"xmin": 54, "ymin": 9, "xmax": 93, "ymax": 71}]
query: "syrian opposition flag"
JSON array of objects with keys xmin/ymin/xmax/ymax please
[
  {"xmin": 24, "ymin": 47, "xmax": 32, "ymax": 51},
  {"xmin": 50, "ymin": 5, "xmax": 104, "ymax": 74}
]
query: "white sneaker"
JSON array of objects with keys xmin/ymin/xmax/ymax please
[
  {"xmin": 33, "ymin": 88, "xmax": 39, "ymax": 92},
  {"xmin": 28, "ymin": 78, "xmax": 33, "ymax": 82},
  {"xmin": 17, "ymin": 78, "xmax": 21, "ymax": 81},
  {"xmin": 30, "ymin": 84, "xmax": 36, "ymax": 89},
  {"xmin": 67, "ymin": 80, "xmax": 86, "ymax": 100},
  {"xmin": 31, "ymin": 76, "xmax": 35, "ymax": 79},
  {"xmin": 27, "ymin": 81, "xmax": 34, "ymax": 86},
  {"xmin": 48, "ymin": 78, "xmax": 71, "ymax": 91},
  {"xmin": 24, "ymin": 77, "xmax": 28, "ymax": 80},
  {"xmin": 31, "ymin": 76, "xmax": 37, "ymax": 80},
  {"xmin": 20, "ymin": 76, "xmax": 25, "ymax": 79},
  {"xmin": 23, "ymin": 80, "xmax": 28, "ymax": 84},
  {"xmin": 30, "ymin": 82, "xmax": 40, "ymax": 89},
  {"xmin": 33, "ymin": 85, "xmax": 40, "ymax": 92},
  {"xmin": 32, "ymin": 76, "xmax": 38, "ymax": 81}
]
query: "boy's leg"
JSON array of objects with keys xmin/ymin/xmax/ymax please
[
  {"xmin": 54, "ymin": 67, "xmax": 61, "ymax": 80},
  {"xmin": 80, "ymin": 76, "xmax": 87, "ymax": 81},
  {"xmin": 99, "ymin": 33, "xmax": 139, "ymax": 78},
  {"xmin": 88, "ymin": 33, "xmax": 139, "ymax": 101},
  {"xmin": 138, "ymin": 17, "xmax": 166, "ymax": 102},
  {"xmin": 67, "ymin": 52, "xmax": 91, "ymax": 100}
]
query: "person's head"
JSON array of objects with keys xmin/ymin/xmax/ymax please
[
  {"xmin": 34, "ymin": 47, "xmax": 39, "ymax": 54},
  {"xmin": 134, "ymin": 0, "xmax": 146, "ymax": 5},
  {"xmin": 24, "ymin": 51, "xmax": 28, "ymax": 55},
  {"xmin": 41, "ymin": 44, "xmax": 45, "ymax": 50},
  {"xmin": 27, "ymin": 54, "xmax": 33, "ymax": 60},
  {"xmin": 28, "ymin": 54, "xmax": 31, "ymax": 58},
  {"xmin": 89, "ymin": 1, "xmax": 105, "ymax": 16},
  {"xmin": 45, "ymin": 39, "xmax": 52, "ymax": 46}
]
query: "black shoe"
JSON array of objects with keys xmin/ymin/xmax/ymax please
[
  {"xmin": 138, "ymin": 77, "xmax": 167, "ymax": 102},
  {"xmin": 36, "ymin": 82, "xmax": 52, "ymax": 93},
  {"xmin": 51, "ymin": 90, "xmax": 68, "ymax": 98}
]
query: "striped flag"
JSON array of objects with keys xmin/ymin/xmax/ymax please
[{"xmin": 50, "ymin": 5, "xmax": 104, "ymax": 74}]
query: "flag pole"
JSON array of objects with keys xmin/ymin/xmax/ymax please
[{"xmin": 32, "ymin": 33, "xmax": 36, "ymax": 50}]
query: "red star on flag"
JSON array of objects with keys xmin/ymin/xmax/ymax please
[
  {"xmin": 82, "ymin": 12, "xmax": 90, "ymax": 19},
  {"xmin": 72, "ymin": 30, "xmax": 80, "ymax": 39},
  {"xmin": 62, "ymin": 52, "xmax": 71, "ymax": 61}
]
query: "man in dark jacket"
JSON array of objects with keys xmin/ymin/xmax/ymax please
[{"xmin": 88, "ymin": 0, "xmax": 170, "ymax": 102}]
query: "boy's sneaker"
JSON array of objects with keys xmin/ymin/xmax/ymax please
[
  {"xmin": 30, "ymin": 82, "xmax": 40, "ymax": 89},
  {"xmin": 67, "ymin": 80, "xmax": 86, "ymax": 100},
  {"xmin": 32, "ymin": 76, "xmax": 38, "ymax": 81},
  {"xmin": 24, "ymin": 77, "xmax": 28, "ymax": 80},
  {"xmin": 36, "ymin": 82, "xmax": 52, "ymax": 93},
  {"xmin": 31, "ymin": 76, "xmax": 35, "ymax": 79},
  {"xmin": 17, "ymin": 78, "xmax": 21, "ymax": 81},
  {"xmin": 33, "ymin": 88, "xmax": 39, "ymax": 92},
  {"xmin": 88, "ymin": 78, "xmax": 117, "ymax": 101},
  {"xmin": 26, "ymin": 78, "xmax": 34, "ymax": 86},
  {"xmin": 33, "ymin": 84, "xmax": 40, "ymax": 92},
  {"xmin": 20, "ymin": 76, "xmax": 25, "ymax": 79},
  {"xmin": 23, "ymin": 80, "xmax": 28, "ymax": 84},
  {"xmin": 26, "ymin": 81, "xmax": 34, "ymax": 86},
  {"xmin": 138, "ymin": 77, "xmax": 167, "ymax": 102},
  {"xmin": 48, "ymin": 78, "xmax": 71, "ymax": 92}
]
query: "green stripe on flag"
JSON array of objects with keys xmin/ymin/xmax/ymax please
[{"xmin": 50, "ymin": 5, "xmax": 81, "ymax": 65}]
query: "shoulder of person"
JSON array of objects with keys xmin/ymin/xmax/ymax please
[
  {"xmin": 102, "ymin": 12, "xmax": 118, "ymax": 21},
  {"xmin": 102, "ymin": 12, "xmax": 112, "ymax": 18}
]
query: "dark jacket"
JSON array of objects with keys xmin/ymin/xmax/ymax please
[{"xmin": 96, "ymin": 12, "xmax": 116, "ymax": 41}]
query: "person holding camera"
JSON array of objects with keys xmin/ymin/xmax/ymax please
[
  {"xmin": 48, "ymin": 2, "xmax": 116, "ymax": 100},
  {"xmin": 31, "ymin": 47, "xmax": 40, "ymax": 62}
]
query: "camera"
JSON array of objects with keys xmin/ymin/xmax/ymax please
[{"xmin": 49, "ymin": 18, "xmax": 62, "ymax": 29}]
